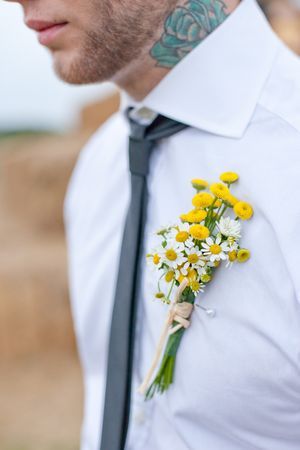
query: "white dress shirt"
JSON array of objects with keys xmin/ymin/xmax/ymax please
[{"xmin": 64, "ymin": 1, "xmax": 300, "ymax": 449}]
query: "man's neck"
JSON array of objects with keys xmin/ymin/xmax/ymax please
[{"xmin": 113, "ymin": 0, "xmax": 240, "ymax": 101}]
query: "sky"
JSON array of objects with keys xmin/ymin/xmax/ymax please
[{"xmin": 0, "ymin": 3, "xmax": 115, "ymax": 132}]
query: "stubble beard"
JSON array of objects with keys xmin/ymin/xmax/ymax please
[{"xmin": 52, "ymin": 0, "xmax": 179, "ymax": 85}]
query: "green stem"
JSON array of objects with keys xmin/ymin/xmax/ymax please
[
  {"xmin": 205, "ymin": 197, "xmax": 217, "ymax": 228},
  {"xmin": 219, "ymin": 204, "xmax": 228, "ymax": 219},
  {"xmin": 145, "ymin": 287, "xmax": 195, "ymax": 400},
  {"xmin": 166, "ymin": 279, "xmax": 176, "ymax": 301}
]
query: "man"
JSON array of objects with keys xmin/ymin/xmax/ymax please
[{"xmin": 7, "ymin": 0, "xmax": 300, "ymax": 449}]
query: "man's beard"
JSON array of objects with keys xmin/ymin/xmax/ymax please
[
  {"xmin": 53, "ymin": 31, "xmax": 140, "ymax": 84},
  {"xmin": 52, "ymin": 1, "xmax": 162, "ymax": 85}
]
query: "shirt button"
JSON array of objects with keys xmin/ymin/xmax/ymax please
[{"xmin": 134, "ymin": 408, "xmax": 146, "ymax": 426}]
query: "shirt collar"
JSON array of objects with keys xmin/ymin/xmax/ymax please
[{"xmin": 142, "ymin": 0, "xmax": 279, "ymax": 138}]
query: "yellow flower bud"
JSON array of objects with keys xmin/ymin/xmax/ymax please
[
  {"xmin": 165, "ymin": 271, "xmax": 174, "ymax": 283},
  {"xmin": 210, "ymin": 182, "xmax": 230, "ymax": 201},
  {"xmin": 176, "ymin": 231, "xmax": 189, "ymax": 242},
  {"xmin": 201, "ymin": 274, "xmax": 212, "ymax": 283},
  {"xmin": 234, "ymin": 201, "xmax": 253, "ymax": 220},
  {"xmin": 189, "ymin": 225, "xmax": 210, "ymax": 240},
  {"xmin": 228, "ymin": 250, "xmax": 237, "ymax": 262},
  {"xmin": 191, "ymin": 178, "xmax": 208, "ymax": 191},
  {"xmin": 220, "ymin": 171, "xmax": 239, "ymax": 184},
  {"xmin": 192, "ymin": 192, "xmax": 214, "ymax": 208},
  {"xmin": 181, "ymin": 210, "xmax": 207, "ymax": 223},
  {"xmin": 153, "ymin": 254, "xmax": 160, "ymax": 265},
  {"xmin": 237, "ymin": 249, "xmax": 251, "ymax": 263}
]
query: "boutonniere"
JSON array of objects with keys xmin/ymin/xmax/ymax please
[{"xmin": 139, "ymin": 172, "xmax": 253, "ymax": 399}]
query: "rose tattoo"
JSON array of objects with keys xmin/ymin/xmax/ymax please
[{"xmin": 151, "ymin": 0, "xmax": 229, "ymax": 68}]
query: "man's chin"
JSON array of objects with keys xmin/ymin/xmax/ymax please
[
  {"xmin": 50, "ymin": 44, "xmax": 126, "ymax": 85},
  {"xmin": 53, "ymin": 57, "xmax": 88, "ymax": 85},
  {"xmin": 52, "ymin": 51, "xmax": 103, "ymax": 85}
]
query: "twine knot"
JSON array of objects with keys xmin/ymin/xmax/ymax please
[{"xmin": 138, "ymin": 279, "xmax": 194, "ymax": 395}]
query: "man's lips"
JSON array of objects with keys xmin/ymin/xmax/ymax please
[{"xmin": 26, "ymin": 20, "xmax": 68, "ymax": 46}]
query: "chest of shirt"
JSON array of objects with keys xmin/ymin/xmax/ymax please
[
  {"xmin": 67, "ymin": 114, "xmax": 300, "ymax": 447},
  {"xmin": 137, "ymin": 129, "xmax": 300, "ymax": 445}
]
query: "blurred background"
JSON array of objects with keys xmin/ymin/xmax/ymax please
[{"xmin": 1, "ymin": 1, "xmax": 300, "ymax": 449}]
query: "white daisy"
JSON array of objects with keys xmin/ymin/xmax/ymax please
[
  {"xmin": 175, "ymin": 248, "xmax": 207, "ymax": 280},
  {"xmin": 201, "ymin": 235, "xmax": 230, "ymax": 263},
  {"xmin": 225, "ymin": 241, "xmax": 239, "ymax": 269},
  {"xmin": 216, "ymin": 216, "xmax": 241, "ymax": 239},
  {"xmin": 146, "ymin": 251, "xmax": 162, "ymax": 271},
  {"xmin": 227, "ymin": 239, "xmax": 238, "ymax": 252},
  {"xmin": 190, "ymin": 281, "xmax": 205, "ymax": 295},
  {"xmin": 185, "ymin": 237, "xmax": 196, "ymax": 249},
  {"xmin": 175, "ymin": 262, "xmax": 189, "ymax": 278},
  {"xmin": 168, "ymin": 223, "xmax": 190, "ymax": 243},
  {"xmin": 158, "ymin": 241, "xmax": 187, "ymax": 269},
  {"xmin": 185, "ymin": 246, "xmax": 206, "ymax": 270}
]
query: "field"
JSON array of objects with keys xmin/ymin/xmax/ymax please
[{"xmin": 0, "ymin": 94, "xmax": 119, "ymax": 450}]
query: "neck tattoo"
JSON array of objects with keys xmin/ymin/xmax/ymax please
[{"xmin": 151, "ymin": 0, "xmax": 229, "ymax": 68}]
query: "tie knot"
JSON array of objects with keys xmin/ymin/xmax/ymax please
[
  {"xmin": 126, "ymin": 106, "xmax": 188, "ymax": 141},
  {"xmin": 127, "ymin": 107, "xmax": 159, "ymax": 140}
]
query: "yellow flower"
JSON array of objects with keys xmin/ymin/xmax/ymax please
[
  {"xmin": 153, "ymin": 254, "xmax": 160, "ymax": 265},
  {"xmin": 189, "ymin": 225, "xmax": 210, "ymax": 240},
  {"xmin": 188, "ymin": 253, "xmax": 199, "ymax": 264},
  {"xmin": 176, "ymin": 231, "xmax": 189, "ymax": 242},
  {"xmin": 226, "ymin": 194, "xmax": 239, "ymax": 207},
  {"xmin": 237, "ymin": 248, "xmax": 251, "ymax": 263},
  {"xmin": 192, "ymin": 192, "xmax": 214, "ymax": 208},
  {"xmin": 234, "ymin": 201, "xmax": 253, "ymax": 220},
  {"xmin": 180, "ymin": 213, "xmax": 189, "ymax": 222},
  {"xmin": 188, "ymin": 209, "xmax": 207, "ymax": 223},
  {"xmin": 180, "ymin": 209, "xmax": 207, "ymax": 223},
  {"xmin": 165, "ymin": 271, "xmax": 174, "ymax": 283},
  {"xmin": 165, "ymin": 249, "xmax": 177, "ymax": 261},
  {"xmin": 177, "ymin": 269, "xmax": 197, "ymax": 285},
  {"xmin": 210, "ymin": 244, "xmax": 222, "ymax": 255},
  {"xmin": 220, "ymin": 172, "xmax": 239, "ymax": 184},
  {"xmin": 191, "ymin": 178, "xmax": 208, "ymax": 191},
  {"xmin": 201, "ymin": 273, "xmax": 212, "ymax": 283},
  {"xmin": 155, "ymin": 292, "xmax": 165, "ymax": 299},
  {"xmin": 210, "ymin": 182, "xmax": 230, "ymax": 201},
  {"xmin": 190, "ymin": 281, "xmax": 201, "ymax": 293},
  {"xmin": 228, "ymin": 250, "xmax": 237, "ymax": 262}
]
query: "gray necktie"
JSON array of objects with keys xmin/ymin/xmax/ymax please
[{"xmin": 100, "ymin": 107, "xmax": 188, "ymax": 450}]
